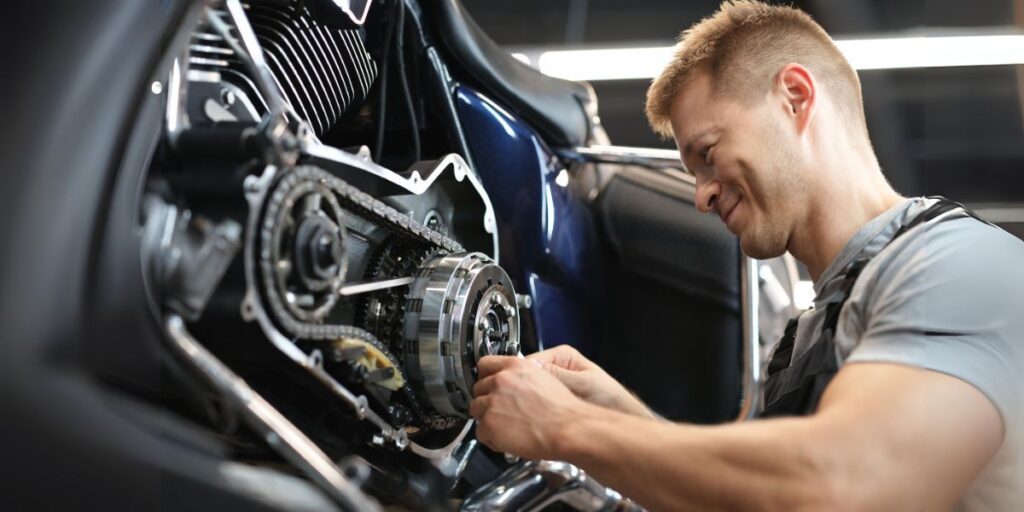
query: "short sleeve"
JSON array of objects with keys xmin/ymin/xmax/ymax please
[{"xmin": 842, "ymin": 217, "xmax": 1024, "ymax": 425}]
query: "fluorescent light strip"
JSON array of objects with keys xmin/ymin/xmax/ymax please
[
  {"xmin": 526, "ymin": 34, "xmax": 1024, "ymax": 81},
  {"xmin": 841, "ymin": 35, "xmax": 1024, "ymax": 70}
]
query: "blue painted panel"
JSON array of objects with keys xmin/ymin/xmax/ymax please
[{"xmin": 454, "ymin": 86, "xmax": 606, "ymax": 354}]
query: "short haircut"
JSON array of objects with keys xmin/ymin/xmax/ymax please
[{"xmin": 645, "ymin": 0, "xmax": 865, "ymax": 138}]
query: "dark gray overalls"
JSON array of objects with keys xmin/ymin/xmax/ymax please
[{"xmin": 759, "ymin": 198, "xmax": 994, "ymax": 417}]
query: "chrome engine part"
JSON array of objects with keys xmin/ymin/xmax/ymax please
[
  {"xmin": 245, "ymin": 163, "xmax": 515, "ymax": 435},
  {"xmin": 404, "ymin": 252, "xmax": 520, "ymax": 422},
  {"xmin": 461, "ymin": 460, "xmax": 642, "ymax": 512},
  {"xmin": 261, "ymin": 172, "xmax": 350, "ymax": 323},
  {"xmin": 253, "ymin": 164, "xmax": 463, "ymax": 342}
]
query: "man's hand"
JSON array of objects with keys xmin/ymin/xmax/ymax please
[
  {"xmin": 469, "ymin": 355, "xmax": 596, "ymax": 460},
  {"xmin": 527, "ymin": 345, "xmax": 657, "ymax": 419}
]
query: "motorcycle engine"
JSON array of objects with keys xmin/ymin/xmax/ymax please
[
  {"xmin": 146, "ymin": 0, "xmax": 522, "ymax": 501},
  {"xmin": 247, "ymin": 165, "xmax": 519, "ymax": 431}
]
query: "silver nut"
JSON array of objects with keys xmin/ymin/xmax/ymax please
[
  {"xmin": 393, "ymin": 434, "xmax": 409, "ymax": 450},
  {"xmin": 221, "ymin": 88, "xmax": 236, "ymax": 106}
]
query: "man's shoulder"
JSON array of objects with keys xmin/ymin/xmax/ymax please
[
  {"xmin": 841, "ymin": 208, "xmax": 1024, "ymax": 435},
  {"xmin": 846, "ymin": 210, "xmax": 1024, "ymax": 332},
  {"xmin": 866, "ymin": 209, "xmax": 1024, "ymax": 284}
]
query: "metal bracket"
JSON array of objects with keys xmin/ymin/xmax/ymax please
[
  {"xmin": 141, "ymin": 196, "xmax": 241, "ymax": 321},
  {"xmin": 164, "ymin": 315, "xmax": 380, "ymax": 511}
]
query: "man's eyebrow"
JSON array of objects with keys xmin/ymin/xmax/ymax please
[{"xmin": 682, "ymin": 127, "xmax": 717, "ymax": 158}]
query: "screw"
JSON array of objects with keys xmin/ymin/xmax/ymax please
[{"xmin": 221, "ymin": 88, "xmax": 236, "ymax": 106}]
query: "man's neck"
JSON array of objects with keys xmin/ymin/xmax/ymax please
[{"xmin": 788, "ymin": 154, "xmax": 904, "ymax": 282}]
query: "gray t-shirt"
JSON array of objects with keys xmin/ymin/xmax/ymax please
[{"xmin": 781, "ymin": 197, "xmax": 1023, "ymax": 510}]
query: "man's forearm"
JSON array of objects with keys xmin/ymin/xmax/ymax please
[{"xmin": 552, "ymin": 403, "xmax": 837, "ymax": 511}]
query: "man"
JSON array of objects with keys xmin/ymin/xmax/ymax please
[{"xmin": 468, "ymin": 1, "xmax": 1023, "ymax": 510}]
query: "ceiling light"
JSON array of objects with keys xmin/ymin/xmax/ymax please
[{"xmin": 527, "ymin": 34, "xmax": 1024, "ymax": 81}]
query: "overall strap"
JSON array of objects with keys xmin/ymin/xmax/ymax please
[
  {"xmin": 760, "ymin": 197, "xmax": 990, "ymax": 417},
  {"xmin": 824, "ymin": 196, "xmax": 990, "ymax": 335},
  {"xmin": 889, "ymin": 196, "xmax": 991, "ymax": 241},
  {"xmin": 766, "ymin": 317, "xmax": 801, "ymax": 377}
]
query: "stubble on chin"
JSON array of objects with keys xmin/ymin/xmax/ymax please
[
  {"xmin": 739, "ymin": 221, "xmax": 789, "ymax": 259},
  {"xmin": 735, "ymin": 171, "xmax": 793, "ymax": 260}
]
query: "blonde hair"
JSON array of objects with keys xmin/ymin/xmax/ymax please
[{"xmin": 645, "ymin": 0, "xmax": 864, "ymax": 138}]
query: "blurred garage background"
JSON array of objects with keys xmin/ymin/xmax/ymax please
[{"xmin": 463, "ymin": 0, "xmax": 1024, "ymax": 241}]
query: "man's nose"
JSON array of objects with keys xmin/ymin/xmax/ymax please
[{"xmin": 694, "ymin": 179, "xmax": 721, "ymax": 214}]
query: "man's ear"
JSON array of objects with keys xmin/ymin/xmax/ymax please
[{"xmin": 775, "ymin": 63, "xmax": 816, "ymax": 134}]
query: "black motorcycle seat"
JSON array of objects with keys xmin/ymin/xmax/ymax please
[{"xmin": 426, "ymin": 0, "xmax": 595, "ymax": 147}]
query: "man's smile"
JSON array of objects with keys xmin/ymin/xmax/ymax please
[{"xmin": 720, "ymin": 197, "xmax": 742, "ymax": 232}]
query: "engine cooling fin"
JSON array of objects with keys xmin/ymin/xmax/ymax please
[{"xmin": 190, "ymin": 0, "xmax": 378, "ymax": 135}]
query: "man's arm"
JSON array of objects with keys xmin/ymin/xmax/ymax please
[{"xmin": 471, "ymin": 358, "xmax": 1003, "ymax": 511}]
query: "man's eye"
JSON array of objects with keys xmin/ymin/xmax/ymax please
[{"xmin": 700, "ymin": 146, "xmax": 713, "ymax": 165}]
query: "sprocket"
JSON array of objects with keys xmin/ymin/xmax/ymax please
[{"xmin": 360, "ymin": 239, "xmax": 435, "ymax": 356}]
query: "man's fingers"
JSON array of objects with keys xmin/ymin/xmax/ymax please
[
  {"xmin": 469, "ymin": 396, "xmax": 503, "ymax": 453},
  {"xmin": 525, "ymin": 345, "xmax": 572, "ymax": 363},
  {"xmin": 533, "ymin": 359, "xmax": 566, "ymax": 378},
  {"xmin": 468, "ymin": 395, "xmax": 490, "ymax": 419},
  {"xmin": 476, "ymin": 355, "xmax": 520, "ymax": 378},
  {"xmin": 525, "ymin": 355, "xmax": 582, "ymax": 387},
  {"xmin": 525, "ymin": 349, "xmax": 557, "ymax": 362},
  {"xmin": 525, "ymin": 344, "xmax": 588, "ymax": 371},
  {"xmin": 473, "ymin": 375, "xmax": 497, "ymax": 397},
  {"xmin": 541, "ymin": 362, "xmax": 588, "ymax": 394}
]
